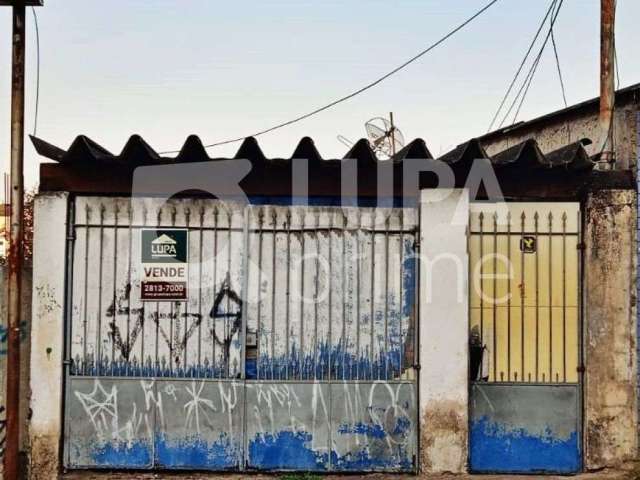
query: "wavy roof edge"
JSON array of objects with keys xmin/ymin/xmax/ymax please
[{"xmin": 30, "ymin": 135, "xmax": 594, "ymax": 171}]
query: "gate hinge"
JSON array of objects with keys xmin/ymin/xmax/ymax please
[
  {"xmin": 412, "ymin": 364, "xmax": 421, "ymax": 371},
  {"xmin": 576, "ymin": 365, "xmax": 586, "ymax": 373},
  {"xmin": 576, "ymin": 242, "xmax": 586, "ymax": 251}
]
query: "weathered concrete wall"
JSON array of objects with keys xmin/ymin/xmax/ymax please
[
  {"xmin": 584, "ymin": 189, "xmax": 638, "ymax": 469},
  {"xmin": 419, "ymin": 188, "xmax": 469, "ymax": 474},
  {"xmin": 29, "ymin": 192, "xmax": 68, "ymax": 479},
  {"xmin": 0, "ymin": 264, "xmax": 32, "ymax": 478},
  {"xmin": 483, "ymin": 103, "xmax": 638, "ymax": 170}
]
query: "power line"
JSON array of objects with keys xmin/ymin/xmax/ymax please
[
  {"xmin": 160, "ymin": 0, "xmax": 502, "ymax": 154},
  {"xmin": 550, "ymin": 28, "xmax": 568, "ymax": 107},
  {"xmin": 500, "ymin": 0, "xmax": 564, "ymax": 127},
  {"xmin": 31, "ymin": 6, "xmax": 40, "ymax": 137},
  {"xmin": 486, "ymin": 0, "xmax": 557, "ymax": 133}
]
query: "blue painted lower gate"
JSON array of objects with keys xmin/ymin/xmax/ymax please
[
  {"xmin": 65, "ymin": 378, "xmax": 417, "ymax": 471},
  {"xmin": 470, "ymin": 383, "xmax": 581, "ymax": 474}
]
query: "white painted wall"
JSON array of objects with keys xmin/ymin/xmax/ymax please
[
  {"xmin": 419, "ymin": 188, "xmax": 469, "ymax": 474},
  {"xmin": 29, "ymin": 192, "xmax": 68, "ymax": 478}
]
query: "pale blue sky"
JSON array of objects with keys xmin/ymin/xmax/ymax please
[{"xmin": 0, "ymin": 0, "xmax": 638, "ymax": 188}]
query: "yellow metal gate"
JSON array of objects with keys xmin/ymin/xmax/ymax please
[{"xmin": 469, "ymin": 202, "xmax": 581, "ymax": 473}]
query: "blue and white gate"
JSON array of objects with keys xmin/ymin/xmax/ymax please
[{"xmin": 63, "ymin": 196, "xmax": 419, "ymax": 472}]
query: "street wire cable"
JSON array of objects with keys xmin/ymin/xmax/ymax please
[
  {"xmin": 159, "ymin": 0, "xmax": 501, "ymax": 154},
  {"xmin": 550, "ymin": 27, "xmax": 568, "ymax": 108},
  {"xmin": 486, "ymin": 0, "xmax": 557, "ymax": 133},
  {"xmin": 31, "ymin": 6, "xmax": 40, "ymax": 137},
  {"xmin": 500, "ymin": 0, "xmax": 564, "ymax": 127}
]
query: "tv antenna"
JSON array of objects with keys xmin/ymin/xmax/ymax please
[{"xmin": 337, "ymin": 112, "xmax": 405, "ymax": 159}]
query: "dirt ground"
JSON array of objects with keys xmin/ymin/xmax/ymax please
[{"xmin": 61, "ymin": 465, "xmax": 640, "ymax": 480}]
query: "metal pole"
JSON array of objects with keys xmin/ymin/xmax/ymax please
[
  {"xmin": 598, "ymin": 0, "xmax": 616, "ymax": 170},
  {"xmin": 5, "ymin": 4, "xmax": 26, "ymax": 478}
]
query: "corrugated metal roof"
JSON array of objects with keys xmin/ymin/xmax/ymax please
[
  {"xmin": 30, "ymin": 134, "xmax": 605, "ymax": 200},
  {"xmin": 31, "ymin": 134, "xmax": 592, "ymax": 170}
]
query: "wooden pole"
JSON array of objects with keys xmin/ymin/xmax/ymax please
[{"xmin": 5, "ymin": 4, "xmax": 26, "ymax": 478}]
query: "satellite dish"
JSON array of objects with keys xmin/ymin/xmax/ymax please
[{"xmin": 365, "ymin": 112, "xmax": 405, "ymax": 159}]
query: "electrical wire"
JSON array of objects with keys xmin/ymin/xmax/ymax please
[
  {"xmin": 31, "ymin": 7, "xmax": 40, "ymax": 137},
  {"xmin": 159, "ymin": 0, "xmax": 502, "ymax": 154},
  {"xmin": 550, "ymin": 28, "xmax": 568, "ymax": 107},
  {"xmin": 486, "ymin": 0, "xmax": 557, "ymax": 133},
  {"xmin": 499, "ymin": 0, "xmax": 564, "ymax": 127}
]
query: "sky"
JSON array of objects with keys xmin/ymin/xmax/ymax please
[{"xmin": 0, "ymin": 0, "xmax": 639, "ymax": 189}]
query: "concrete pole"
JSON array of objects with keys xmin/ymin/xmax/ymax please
[
  {"xmin": 5, "ymin": 4, "xmax": 25, "ymax": 478},
  {"xmin": 598, "ymin": 0, "xmax": 615, "ymax": 170}
]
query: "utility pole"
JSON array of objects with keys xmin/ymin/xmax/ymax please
[
  {"xmin": 5, "ymin": 3, "xmax": 26, "ymax": 478},
  {"xmin": 598, "ymin": 0, "xmax": 616, "ymax": 170}
]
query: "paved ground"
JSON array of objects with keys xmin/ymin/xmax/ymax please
[{"xmin": 61, "ymin": 466, "xmax": 640, "ymax": 480}]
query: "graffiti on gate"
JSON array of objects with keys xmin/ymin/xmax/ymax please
[
  {"xmin": 72, "ymin": 276, "xmax": 244, "ymax": 377},
  {"xmin": 69, "ymin": 378, "xmax": 243, "ymax": 468},
  {"xmin": 246, "ymin": 381, "xmax": 415, "ymax": 471},
  {"xmin": 69, "ymin": 378, "xmax": 414, "ymax": 471}
]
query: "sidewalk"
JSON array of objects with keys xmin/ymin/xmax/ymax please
[{"xmin": 61, "ymin": 466, "xmax": 640, "ymax": 480}]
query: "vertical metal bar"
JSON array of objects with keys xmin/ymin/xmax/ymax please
[
  {"xmin": 169, "ymin": 302, "xmax": 174, "ymax": 376},
  {"xmin": 299, "ymin": 211, "xmax": 306, "ymax": 380},
  {"xmin": 197, "ymin": 206, "xmax": 204, "ymax": 377},
  {"xmin": 88, "ymin": 205, "xmax": 97, "ymax": 375},
  {"xmin": 479, "ymin": 213, "xmax": 489, "ymax": 379},
  {"xmin": 562, "ymin": 211, "xmax": 567, "ymax": 382},
  {"xmin": 398, "ymin": 210, "xmax": 404, "ymax": 379},
  {"xmin": 111, "ymin": 205, "xmax": 119, "ymax": 375},
  {"xmin": 284, "ymin": 209, "xmax": 292, "ymax": 380},
  {"xmin": 534, "ymin": 212, "xmax": 540, "ymax": 382},
  {"xmin": 383, "ymin": 214, "xmax": 391, "ymax": 380},
  {"xmin": 155, "ymin": 208, "xmax": 162, "ymax": 376},
  {"xmin": 369, "ymin": 210, "xmax": 376, "ymax": 380},
  {"xmin": 256, "ymin": 208, "xmax": 264, "ymax": 380},
  {"xmin": 356, "ymin": 210, "xmax": 362, "ymax": 380},
  {"xmin": 341, "ymin": 211, "xmax": 348, "ymax": 381},
  {"xmin": 226, "ymin": 209, "xmax": 232, "ymax": 377},
  {"xmin": 506, "ymin": 211, "xmax": 512, "ymax": 381},
  {"xmin": 126, "ymin": 203, "xmax": 133, "ymax": 376},
  {"xmin": 184, "ymin": 208, "xmax": 191, "ymax": 374},
  {"xmin": 270, "ymin": 208, "xmax": 277, "ymax": 380},
  {"xmin": 141, "ymin": 205, "xmax": 147, "ymax": 374},
  {"xmin": 520, "ymin": 211, "xmax": 525, "ymax": 382},
  {"xmin": 313, "ymin": 211, "xmax": 320, "ymax": 380},
  {"xmin": 328, "ymin": 211, "xmax": 333, "ymax": 382},
  {"xmin": 240, "ymin": 206, "xmax": 250, "ymax": 380},
  {"xmin": 491, "ymin": 213, "xmax": 497, "ymax": 381},
  {"xmin": 5, "ymin": 6, "xmax": 25, "ymax": 476},
  {"xmin": 548, "ymin": 211, "xmax": 554, "ymax": 383},
  {"xmin": 212, "ymin": 205, "xmax": 219, "ymax": 378}
]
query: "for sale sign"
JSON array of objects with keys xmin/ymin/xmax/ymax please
[{"xmin": 140, "ymin": 229, "xmax": 188, "ymax": 301}]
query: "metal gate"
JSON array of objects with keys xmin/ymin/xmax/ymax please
[
  {"xmin": 468, "ymin": 202, "xmax": 582, "ymax": 473},
  {"xmin": 63, "ymin": 196, "xmax": 418, "ymax": 472}
]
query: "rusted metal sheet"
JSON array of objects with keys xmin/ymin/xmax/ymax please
[{"xmin": 470, "ymin": 383, "xmax": 581, "ymax": 473}]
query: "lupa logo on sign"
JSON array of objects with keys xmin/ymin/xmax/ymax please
[
  {"xmin": 151, "ymin": 234, "xmax": 178, "ymax": 258},
  {"xmin": 141, "ymin": 229, "xmax": 187, "ymax": 264}
]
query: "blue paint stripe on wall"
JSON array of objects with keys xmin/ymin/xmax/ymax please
[{"xmin": 470, "ymin": 417, "xmax": 580, "ymax": 474}]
